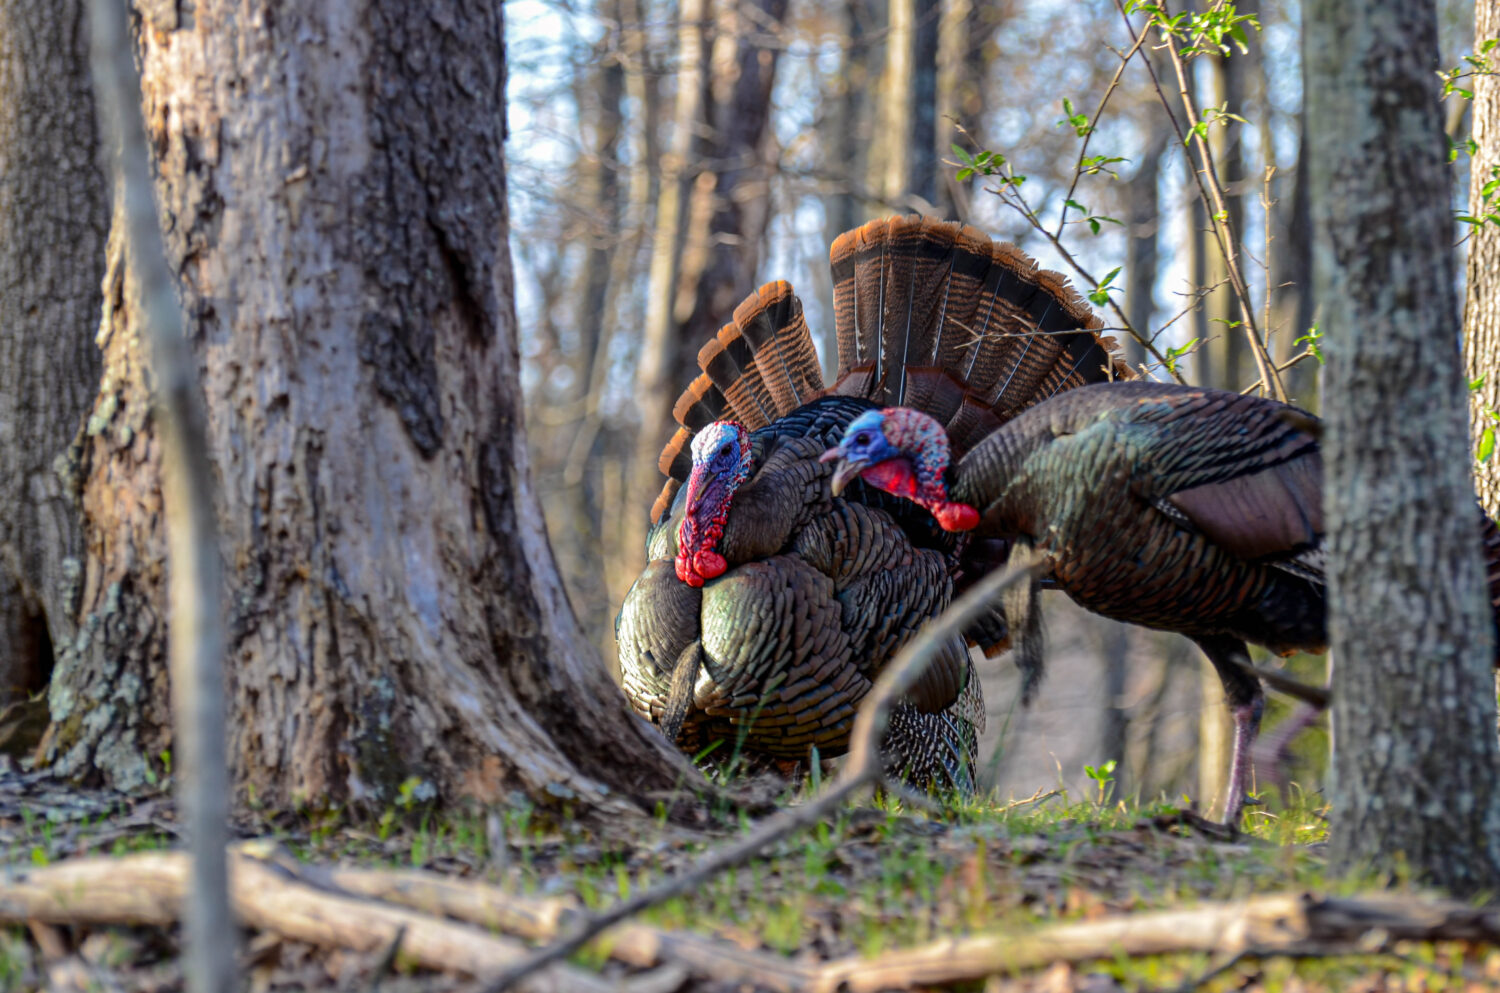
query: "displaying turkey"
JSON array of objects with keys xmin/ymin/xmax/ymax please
[
  {"xmin": 615, "ymin": 215, "xmax": 1130, "ymax": 789},
  {"xmin": 823, "ymin": 382, "xmax": 1500, "ymax": 819}
]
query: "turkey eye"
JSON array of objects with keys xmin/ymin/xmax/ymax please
[
  {"xmin": 855, "ymin": 432, "xmax": 870, "ymax": 445},
  {"xmin": 718, "ymin": 444, "xmax": 731, "ymax": 458}
]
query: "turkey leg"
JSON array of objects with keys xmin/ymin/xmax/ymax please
[{"xmin": 1194, "ymin": 635, "xmax": 1266, "ymax": 826}]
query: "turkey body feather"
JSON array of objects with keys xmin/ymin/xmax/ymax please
[
  {"xmin": 616, "ymin": 216, "xmax": 1126, "ymax": 789},
  {"xmin": 826, "ymin": 378, "xmax": 1500, "ymax": 818}
]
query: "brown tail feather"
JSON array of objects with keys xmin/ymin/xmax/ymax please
[
  {"xmin": 733, "ymin": 281, "xmax": 823, "ymax": 417},
  {"xmin": 828, "ymin": 214, "xmax": 1130, "ymax": 457},
  {"xmin": 651, "ymin": 281, "xmax": 828, "ymax": 522}
]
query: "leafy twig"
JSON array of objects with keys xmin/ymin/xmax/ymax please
[{"xmin": 1117, "ymin": 0, "xmax": 1285, "ymax": 401}]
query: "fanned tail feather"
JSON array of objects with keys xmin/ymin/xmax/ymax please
[
  {"xmin": 828, "ymin": 215, "xmax": 1130, "ymax": 457},
  {"xmin": 651, "ymin": 281, "xmax": 827, "ymax": 523}
]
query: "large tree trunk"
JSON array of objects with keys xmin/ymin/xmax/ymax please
[
  {"xmin": 0, "ymin": 0, "xmax": 107, "ymax": 706},
  {"xmin": 1306, "ymin": 0, "xmax": 1500, "ymax": 893},
  {"xmin": 41, "ymin": 0, "xmax": 694, "ymax": 815},
  {"xmin": 673, "ymin": 0, "xmax": 788, "ymax": 390},
  {"xmin": 1467, "ymin": 0, "xmax": 1500, "ymax": 518}
]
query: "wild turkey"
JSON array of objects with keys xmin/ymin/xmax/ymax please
[
  {"xmin": 823, "ymin": 381, "xmax": 1500, "ymax": 819},
  {"xmin": 615, "ymin": 215, "xmax": 1129, "ymax": 789}
]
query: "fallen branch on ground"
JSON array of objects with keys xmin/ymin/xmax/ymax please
[
  {"xmin": 480, "ymin": 561, "xmax": 1042, "ymax": 993},
  {"xmin": 811, "ymin": 891, "xmax": 1500, "ymax": 992},
  {"xmin": 0, "ymin": 850, "xmax": 635, "ymax": 993},
  {"xmin": 5, "ymin": 840, "xmax": 1500, "ymax": 990},
  {"xmin": 262, "ymin": 851, "xmax": 817, "ymax": 993}
]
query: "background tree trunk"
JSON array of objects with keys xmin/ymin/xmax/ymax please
[
  {"xmin": 41, "ymin": 0, "xmax": 695, "ymax": 816},
  {"xmin": 1306, "ymin": 0, "xmax": 1500, "ymax": 894},
  {"xmin": 1467, "ymin": 0, "xmax": 1500, "ymax": 518},
  {"xmin": 0, "ymin": 0, "xmax": 106, "ymax": 707}
]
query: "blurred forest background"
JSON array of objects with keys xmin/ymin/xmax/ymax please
[{"xmin": 503, "ymin": 0, "xmax": 1477, "ymax": 811}]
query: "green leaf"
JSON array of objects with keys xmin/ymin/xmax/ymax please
[
  {"xmin": 1098, "ymin": 266, "xmax": 1121, "ymax": 289},
  {"xmin": 950, "ymin": 143, "xmax": 974, "ymax": 167},
  {"xmin": 956, "ymin": 167, "xmax": 974, "ymax": 182},
  {"xmin": 1480, "ymin": 426, "xmax": 1496, "ymax": 464}
]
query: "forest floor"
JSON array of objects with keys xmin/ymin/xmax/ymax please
[{"xmin": 1, "ymin": 762, "xmax": 1496, "ymax": 993}]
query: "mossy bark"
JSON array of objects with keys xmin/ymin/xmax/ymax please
[{"xmin": 42, "ymin": 0, "xmax": 696, "ymax": 817}]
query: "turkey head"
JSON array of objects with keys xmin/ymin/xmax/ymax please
[
  {"xmin": 823, "ymin": 408, "xmax": 978, "ymax": 532},
  {"xmin": 675, "ymin": 420, "xmax": 751, "ymax": 587}
]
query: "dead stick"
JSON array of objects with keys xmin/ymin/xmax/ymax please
[
  {"xmin": 87, "ymin": 4, "xmax": 233, "ymax": 993},
  {"xmin": 480, "ymin": 562, "xmax": 1040, "ymax": 993},
  {"xmin": 811, "ymin": 891, "xmax": 1500, "ymax": 992},
  {"xmin": 0, "ymin": 852, "xmax": 620, "ymax": 993},
  {"xmin": 277, "ymin": 858, "xmax": 816, "ymax": 992}
]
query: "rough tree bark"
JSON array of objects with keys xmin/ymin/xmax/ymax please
[
  {"xmin": 40, "ymin": 0, "xmax": 696, "ymax": 815},
  {"xmin": 1466, "ymin": 0, "xmax": 1500, "ymax": 518},
  {"xmin": 1306, "ymin": 0, "xmax": 1500, "ymax": 893},
  {"xmin": 0, "ymin": 0, "xmax": 107, "ymax": 707}
]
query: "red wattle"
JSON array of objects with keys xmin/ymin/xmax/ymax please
[
  {"xmin": 693, "ymin": 549, "xmax": 728, "ymax": 581},
  {"xmin": 934, "ymin": 501, "xmax": 980, "ymax": 532},
  {"xmin": 675, "ymin": 554, "xmax": 704, "ymax": 587}
]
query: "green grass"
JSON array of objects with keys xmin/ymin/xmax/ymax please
[{"xmin": 7, "ymin": 774, "xmax": 1492, "ymax": 992}]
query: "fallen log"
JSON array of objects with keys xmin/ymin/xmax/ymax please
[
  {"xmin": 0, "ymin": 850, "xmax": 626, "ymax": 993},
  {"xmin": 810, "ymin": 891, "xmax": 1500, "ymax": 992}
]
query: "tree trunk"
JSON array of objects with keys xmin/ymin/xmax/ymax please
[
  {"xmin": 41, "ymin": 0, "xmax": 696, "ymax": 816},
  {"xmin": 1466, "ymin": 0, "xmax": 1500, "ymax": 518},
  {"xmin": 824, "ymin": 0, "xmax": 877, "ymax": 251},
  {"xmin": 674, "ymin": 0, "xmax": 788, "ymax": 389},
  {"xmin": 908, "ymin": 0, "xmax": 941, "ymax": 211},
  {"xmin": 0, "ymin": 0, "xmax": 107, "ymax": 706},
  {"xmin": 873, "ymin": 0, "xmax": 914, "ymax": 206},
  {"xmin": 1306, "ymin": 0, "xmax": 1500, "ymax": 894},
  {"xmin": 630, "ymin": 0, "xmax": 709, "ymax": 560}
]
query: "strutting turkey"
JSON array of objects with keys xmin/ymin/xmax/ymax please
[
  {"xmin": 824, "ymin": 381, "xmax": 1500, "ymax": 819},
  {"xmin": 615, "ymin": 215, "xmax": 1130, "ymax": 790}
]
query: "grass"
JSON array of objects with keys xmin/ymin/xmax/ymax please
[{"xmin": 4, "ymin": 770, "xmax": 1496, "ymax": 992}]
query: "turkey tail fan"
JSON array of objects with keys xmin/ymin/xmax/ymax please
[
  {"xmin": 828, "ymin": 214, "xmax": 1130, "ymax": 458},
  {"xmin": 650, "ymin": 281, "xmax": 827, "ymax": 523}
]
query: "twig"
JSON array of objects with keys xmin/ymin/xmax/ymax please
[
  {"xmin": 1239, "ymin": 349, "xmax": 1318, "ymax": 396},
  {"xmin": 480, "ymin": 561, "xmax": 1040, "ymax": 993},
  {"xmin": 87, "ymin": 4, "xmax": 233, "ymax": 993},
  {"xmin": 1115, "ymin": 0, "xmax": 1285, "ymax": 401},
  {"xmin": 0, "ymin": 850, "xmax": 620, "ymax": 993},
  {"xmin": 991, "ymin": 179, "xmax": 1186, "ymax": 383},
  {"xmin": 1000, "ymin": 787, "xmax": 1061, "ymax": 812},
  {"xmin": 370, "ymin": 925, "xmax": 407, "ymax": 993},
  {"xmin": 809, "ymin": 890, "xmax": 1500, "ymax": 992},
  {"xmin": 1054, "ymin": 27, "xmax": 1153, "ymax": 239}
]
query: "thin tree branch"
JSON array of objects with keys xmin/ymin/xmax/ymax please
[
  {"xmin": 1054, "ymin": 28, "xmax": 1153, "ymax": 239},
  {"xmin": 86, "ymin": 3, "xmax": 233, "ymax": 993},
  {"xmin": 1115, "ymin": 0, "xmax": 1285, "ymax": 401}
]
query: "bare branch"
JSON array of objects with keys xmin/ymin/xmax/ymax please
[
  {"xmin": 86, "ymin": 2, "xmax": 233, "ymax": 991},
  {"xmin": 1115, "ymin": 0, "xmax": 1286, "ymax": 400}
]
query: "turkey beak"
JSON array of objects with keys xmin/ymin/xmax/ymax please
[{"xmin": 821, "ymin": 448, "xmax": 865, "ymax": 497}]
